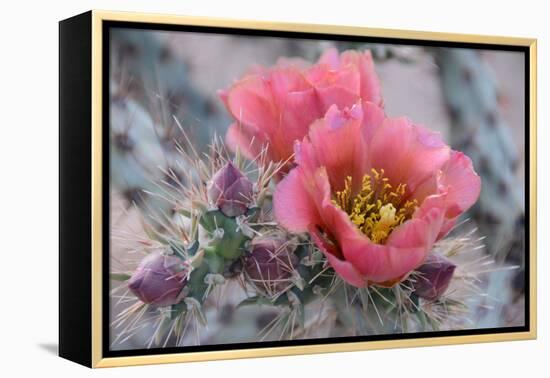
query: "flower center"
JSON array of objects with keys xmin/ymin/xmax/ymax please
[{"xmin": 333, "ymin": 169, "xmax": 418, "ymax": 244}]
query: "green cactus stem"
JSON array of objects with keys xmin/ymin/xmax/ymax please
[{"xmin": 434, "ymin": 48, "xmax": 525, "ymax": 269}]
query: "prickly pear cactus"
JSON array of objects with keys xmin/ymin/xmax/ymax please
[
  {"xmin": 109, "ymin": 29, "xmax": 229, "ymax": 217},
  {"xmin": 433, "ymin": 48, "xmax": 525, "ymax": 267},
  {"xmin": 109, "ymin": 136, "xmax": 506, "ymax": 349},
  {"xmin": 432, "ymin": 48, "xmax": 526, "ymax": 326},
  {"xmin": 108, "ymin": 41, "xmax": 524, "ymax": 349}
]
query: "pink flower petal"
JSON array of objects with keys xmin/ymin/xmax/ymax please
[
  {"xmin": 441, "ymin": 151, "xmax": 482, "ymax": 218},
  {"xmin": 326, "ymin": 67, "xmax": 361, "ymax": 95},
  {"xmin": 305, "ymin": 104, "xmax": 369, "ymax": 191},
  {"xmin": 225, "ymin": 75, "xmax": 276, "ymax": 135},
  {"xmin": 411, "ymin": 151, "xmax": 481, "ymax": 239},
  {"xmin": 369, "ymin": 117, "xmax": 450, "ymax": 193},
  {"xmin": 359, "ymin": 100, "xmax": 386, "ymax": 144},
  {"xmin": 273, "ymin": 168, "xmax": 320, "ymax": 233},
  {"xmin": 269, "ymin": 67, "xmax": 312, "ymax": 96},
  {"xmin": 316, "ymin": 47, "xmax": 340, "ymax": 69},
  {"xmin": 309, "ymin": 226, "xmax": 367, "ymax": 287},
  {"xmin": 276, "ymin": 88, "xmax": 323, "ymax": 159},
  {"xmin": 388, "ymin": 201, "xmax": 445, "ymax": 250},
  {"xmin": 221, "ymin": 48, "xmax": 383, "ymax": 167},
  {"xmin": 315, "ymin": 85, "xmax": 360, "ymax": 111},
  {"xmin": 438, "ymin": 217, "xmax": 458, "ymax": 240},
  {"xmin": 225, "ymin": 123, "xmax": 262, "ymax": 160},
  {"xmin": 309, "ymin": 181, "xmax": 428, "ymax": 284},
  {"xmin": 339, "ymin": 224, "xmax": 428, "ymax": 284},
  {"xmin": 341, "ymin": 50, "xmax": 382, "ymax": 105}
]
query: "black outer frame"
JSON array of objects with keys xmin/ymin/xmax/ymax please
[
  {"xmin": 58, "ymin": 11, "xmax": 532, "ymax": 368},
  {"xmin": 59, "ymin": 11, "xmax": 93, "ymax": 367}
]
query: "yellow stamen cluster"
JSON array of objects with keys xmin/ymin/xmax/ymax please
[{"xmin": 333, "ymin": 169, "xmax": 418, "ymax": 244}]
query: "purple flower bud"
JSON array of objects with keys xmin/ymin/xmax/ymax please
[
  {"xmin": 128, "ymin": 252, "xmax": 188, "ymax": 307},
  {"xmin": 412, "ymin": 253, "xmax": 456, "ymax": 301},
  {"xmin": 244, "ymin": 234, "xmax": 298, "ymax": 295},
  {"xmin": 208, "ymin": 162, "xmax": 254, "ymax": 217}
]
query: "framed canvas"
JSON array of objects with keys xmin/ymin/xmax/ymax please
[{"xmin": 59, "ymin": 10, "xmax": 537, "ymax": 368}]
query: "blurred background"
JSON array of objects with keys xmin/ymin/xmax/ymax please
[{"xmin": 109, "ymin": 28, "xmax": 526, "ymax": 350}]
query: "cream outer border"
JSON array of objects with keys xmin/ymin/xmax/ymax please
[{"xmin": 90, "ymin": 9, "xmax": 537, "ymax": 368}]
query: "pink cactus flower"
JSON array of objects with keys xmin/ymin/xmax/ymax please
[
  {"xmin": 273, "ymin": 101, "xmax": 481, "ymax": 287},
  {"xmin": 219, "ymin": 48, "xmax": 382, "ymax": 169}
]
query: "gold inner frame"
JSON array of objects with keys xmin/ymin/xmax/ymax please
[{"xmin": 90, "ymin": 9, "xmax": 537, "ymax": 368}]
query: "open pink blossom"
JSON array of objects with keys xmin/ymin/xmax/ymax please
[
  {"xmin": 219, "ymin": 48, "xmax": 382, "ymax": 168},
  {"xmin": 273, "ymin": 101, "xmax": 481, "ymax": 287}
]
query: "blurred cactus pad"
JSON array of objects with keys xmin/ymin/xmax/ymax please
[{"xmin": 108, "ymin": 28, "xmax": 526, "ymax": 351}]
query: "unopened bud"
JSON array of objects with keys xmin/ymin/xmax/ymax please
[
  {"xmin": 412, "ymin": 253, "xmax": 456, "ymax": 301},
  {"xmin": 128, "ymin": 251, "xmax": 188, "ymax": 306},
  {"xmin": 208, "ymin": 162, "xmax": 253, "ymax": 217},
  {"xmin": 244, "ymin": 233, "xmax": 298, "ymax": 295}
]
